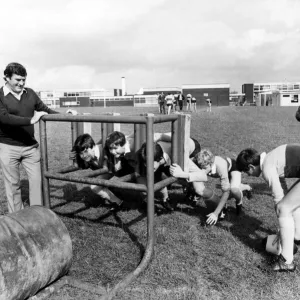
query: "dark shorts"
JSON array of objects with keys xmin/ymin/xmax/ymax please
[{"xmin": 189, "ymin": 138, "xmax": 201, "ymax": 158}]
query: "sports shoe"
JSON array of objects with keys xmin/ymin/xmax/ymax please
[
  {"xmin": 272, "ymin": 254, "xmax": 296, "ymax": 272},
  {"xmin": 161, "ymin": 198, "xmax": 174, "ymax": 212},
  {"xmin": 236, "ymin": 203, "xmax": 242, "ymax": 216},
  {"xmin": 109, "ymin": 201, "xmax": 123, "ymax": 212},
  {"xmin": 219, "ymin": 209, "xmax": 226, "ymax": 220},
  {"xmin": 261, "ymin": 237, "xmax": 298, "ymax": 255},
  {"xmin": 190, "ymin": 195, "xmax": 202, "ymax": 207},
  {"xmin": 243, "ymin": 189, "xmax": 253, "ymax": 199},
  {"xmin": 294, "ymin": 239, "xmax": 300, "ymax": 246}
]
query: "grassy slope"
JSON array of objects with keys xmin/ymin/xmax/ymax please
[{"xmin": 2, "ymin": 106, "xmax": 300, "ymax": 300}]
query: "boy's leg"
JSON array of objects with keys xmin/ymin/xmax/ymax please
[
  {"xmin": 192, "ymin": 181, "xmax": 219, "ymax": 208},
  {"xmin": 22, "ymin": 145, "xmax": 43, "ymax": 207},
  {"xmin": 274, "ymin": 181, "xmax": 300, "ymax": 271},
  {"xmin": 0, "ymin": 143, "xmax": 24, "ymax": 212},
  {"xmin": 91, "ymin": 173, "xmax": 123, "ymax": 206}
]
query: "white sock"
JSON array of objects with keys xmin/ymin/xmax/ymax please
[{"xmin": 278, "ymin": 217, "xmax": 295, "ymax": 264}]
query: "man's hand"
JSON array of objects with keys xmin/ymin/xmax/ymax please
[
  {"xmin": 206, "ymin": 212, "xmax": 218, "ymax": 225},
  {"xmin": 66, "ymin": 109, "xmax": 78, "ymax": 115},
  {"xmin": 30, "ymin": 111, "xmax": 48, "ymax": 124},
  {"xmin": 169, "ymin": 163, "xmax": 185, "ymax": 178}
]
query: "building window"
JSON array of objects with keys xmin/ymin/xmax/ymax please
[
  {"xmin": 294, "ymin": 85, "xmax": 299, "ymax": 90},
  {"xmin": 292, "ymin": 95, "xmax": 299, "ymax": 103},
  {"xmin": 203, "ymin": 93, "xmax": 208, "ymax": 96},
  {"xmin": 283, "ymin": 95, "xmax": 289, "ymax": 97}
]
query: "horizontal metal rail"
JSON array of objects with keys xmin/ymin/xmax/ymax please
[
  {"xmin": 42, "ymin": 113, "xmax": 178, "ymax": 124},
  {"xmin": 44, "ymin": 171, "xmax": 148, "ymax": 192},
  {"xmin": 154, "ymin": 177, "xmax": 178, "ymax": 192},
  {"xmin": 42, "ymin": 114, "xmax": 147, "ymax": 124}
]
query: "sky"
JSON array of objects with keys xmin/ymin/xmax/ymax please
[{"xmin": 1, "ymin": 0, "xmax": 300, "ymax": 94}]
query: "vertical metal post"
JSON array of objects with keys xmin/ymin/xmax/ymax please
[
  {"xmin": 134, "ymin": 124, "xmax": 141, "ymax": 152},
  {"xmin": 70, "ymin": 121, "xmax": 78, "ymax": 166},
  {"xmin": 39, "ymin": 120, "xmax": 50, "ymax": 208},
  {"xmin": 171, "ymin": 118, "xmax": 179, "ymax": 165},
  {"xmin": 102, "ymin": 115, "xmax": 155, "ymax": 300},
  {"xmin": 146, "ymin": 115, "xmax": 155, "ymax": 242}
]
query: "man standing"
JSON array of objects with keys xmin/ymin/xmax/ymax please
[
  {"xmin": 0, "ymin": 62, "xmax": 64, "ymax": 213},
  {"xmin": 158, "ymin": 92, "xmax": 165, "ymax": 114},
  {"xmin": 177, "ymin": 92, "xmax": 185, "ymax": 111}
]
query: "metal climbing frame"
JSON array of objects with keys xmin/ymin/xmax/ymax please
[{"xmin": 38, "ymin": 113, "xmax": 190, "ymax": 300}]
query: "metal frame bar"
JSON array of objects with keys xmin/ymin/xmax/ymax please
[{"xmin": 38, "ymin": 113, "xmax": 181, "ymax": 300}]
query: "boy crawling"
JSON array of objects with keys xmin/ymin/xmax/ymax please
[
  {"xmin": 136, "ymin": 136, "xmax": 204, "ymax": 212},
  {"xmin": 72, "ymin": 131, "xmax": 173, "ymax": 211}
]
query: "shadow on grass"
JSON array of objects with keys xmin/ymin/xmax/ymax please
[{"xmin": 171, "ymin": 191, "xmax": 273, "ymax": 254}]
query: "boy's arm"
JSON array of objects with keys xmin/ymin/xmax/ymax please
[
  {"xmin": 169, "ymin": 162, "xmax": 207, "ymax": 182},
  {"xmin": 212, "ymin": 190, "xmax": 230, "ymax": 217},
  {"xmin": 263, "ymin": 167, "xmax": 285, "ymax": 205}
]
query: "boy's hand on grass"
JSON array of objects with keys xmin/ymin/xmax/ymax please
[
  {"xmin": 206, "ymin": 212, "xmax": 218, "ymax": 225},
  {"xmin": 170, "ymin": 163, "xmax": 184, "ymax": 178}
]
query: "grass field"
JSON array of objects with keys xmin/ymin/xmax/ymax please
[{"xmin": 2, "ymin": 105, "xmax": 300, "ymax": 300}]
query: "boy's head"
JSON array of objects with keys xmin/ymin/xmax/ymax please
[
  {"xmin": 73, "ymin": 134, "xmax": 96, "ymax": 162},
  {"xmin": 236, "ymin": 148, "xmax": 261, "ymax": 177},
  {"xmin": 140, "ymin": 142, "xmax": 164, "ymax": 172},
  {"xmin": 105, "ymin": 131, "xmax": 126, "ymax": 158},
  {"xmin": 193, "ymin": 149, "xmax": 215, "ymax": 173}
]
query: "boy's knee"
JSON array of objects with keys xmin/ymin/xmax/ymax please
[
  {"xmin": 276, "ymin": 201, "xmax": 292, "ymax": 217},
  {"xmin": 230, "ymin": 186, "xmax": 241, "ymax": 197}
]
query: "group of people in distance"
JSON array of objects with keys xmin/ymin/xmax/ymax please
[
  {"xmin": 157, "ymin": 92, "xmax": 212, "ymax": 115},
  {"xmin": 72, "ymin": 108, "xmax": 300, "ymax": 273}
]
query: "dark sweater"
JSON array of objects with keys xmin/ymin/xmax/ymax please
[{"xmin": 0, "ymin": 87, "xmax": 59, "ymax": 146}]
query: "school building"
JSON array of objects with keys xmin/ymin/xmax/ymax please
[
  {"xmin": 242, "ymin": 82, "xmax": 300, "ymax": 106},
  {"xmin": 38, "ymin": 89, "xmax": 158, "ymax": 109},
  {"xmin": 182, "ymin": 84, "xmax": 230, "ymax": 106}
]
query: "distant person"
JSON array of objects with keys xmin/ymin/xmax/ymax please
[
  {"xmin": 206, "ymin": 98, "xmax": 212, "ymax": 112},
  {"xmin": 186, "ymin": 94, "xmax": 192, "ymax": 111},
  {"xmin": 158, "ymin": 92, "xmax": 166, "ymax": 114},
  {"xmin": 191, "ymin": 97, "xmax": 197, "ymax": 112},
  {"xmin": 0, "ymin": 62, "xmax": 77, "ymax": 213},
  {"xmin": 173, "ymin": 93, "xmax": 178, "ymax": 112},
  {"xmin": 165, "ymin": 93, "xmax": 174, "ymax": 115},
  {"xmin": 177, "ymin": 92, "xmax": 185, "ymax": 111},
  {"xmin": 236, "ymin": 145, "xmax": 300, "ymax": 272}
]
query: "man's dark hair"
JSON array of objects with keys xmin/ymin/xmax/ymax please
[
  {"xmin": 105, "ymin": 131, "xmax": 126, "ymax": 150},
  {"xmin": 140, "ymin": 142, "xmax": 164, "ymax": 163},
  {"xmin": 236, "ymin": 148, "xmax": 260, "ymax": 172},
  {"xmin": 4, "ymin": 62, "xmax": 27, "ymax": 79}
]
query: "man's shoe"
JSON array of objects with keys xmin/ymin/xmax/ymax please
[
  {"xmin": 162, "ymin": 198, "xmax": 174, "ymax": 212},
  {"xmin": 272, "ymin": 254, "xmax": 296, "ymax": 272}
]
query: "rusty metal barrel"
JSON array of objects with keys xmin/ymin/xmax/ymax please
[{"xmin": 0, "ymin": 206, "xmax": 72, "ymax": 300}]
